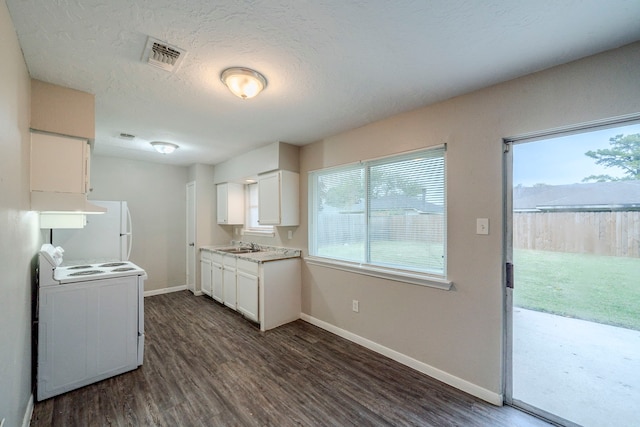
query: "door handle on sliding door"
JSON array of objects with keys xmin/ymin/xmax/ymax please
[{"xmin": 506, "ymin": 262, "xmax": 514, "ymax": 289}]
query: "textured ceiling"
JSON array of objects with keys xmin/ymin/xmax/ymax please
[{"xmin": 6, "ymin": 0, "xmax": 640, "ymax": 166}]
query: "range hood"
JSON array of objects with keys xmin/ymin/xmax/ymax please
[{"xmin": 31, "ymin": 191, "xmax": 107, "ymax": 214}]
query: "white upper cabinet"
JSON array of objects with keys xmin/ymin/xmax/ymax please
[
  {"xmin": 216, "ymin": 182, "xmax": 245, "ymax": 225},
  {"xmin": 31, "ymin": 132, "xmax": 89, "ymax": 194},
  {"xmin": 258, "ymin": 170, "xmax": 299, "ymax": 226}
]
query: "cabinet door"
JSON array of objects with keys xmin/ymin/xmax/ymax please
[
  {"xmin": 217, "ymin": 183, "xmax": 245, "ymax": 225},
  {"xmin": 258, "ymin": 172, "xmax": 280, "ymax": 225},
  {"xmin": 223, "ymin": 267, "xmax": 237, "ymax": 309},
  {"xmin": 216, "ymin": 184, "xmax": 229, "ymax": 224},
  {"xmin": 31, "ymin": 132, "xmax": 88, "ymax": 194},
  {"xmin": 200, "ymin": 260, "xmax": 212, "ymax": 296},
  {"xmin": 236, "ymin": 271, "xmax": 259, "ymax": 323},
  {"xmin": 211, "ymin": 262, "xmax": 223, "ymax": 303}
]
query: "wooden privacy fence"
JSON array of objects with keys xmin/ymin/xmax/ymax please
[
  {"xmin": 316, "ymin": 213, "xmax": 445, "ymax": 246},
  {"xmin": 514, "ymin": 211, "xmax": 640, "ymax": 258}
]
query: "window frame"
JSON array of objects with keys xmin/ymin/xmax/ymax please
[
  {"xmin": 242, "ymin": 182, "xmax": 275, "ymax": 237},
  {"xmin": 307, "ymin": 145, "xmax": 451, "ymax": 290}
]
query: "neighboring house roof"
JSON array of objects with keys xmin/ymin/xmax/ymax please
[{"xmin": 514, "ymin": 181, "xmax": 640, "ymax": 212}]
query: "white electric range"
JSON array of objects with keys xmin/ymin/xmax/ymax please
[{"xmin": 37, "ymin": 244, "xmax": 147, "ymax": 401}]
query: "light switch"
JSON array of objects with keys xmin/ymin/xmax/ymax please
[{"xmin": 476, "ymin": 218, "xmax": 489, "ymax": 235}]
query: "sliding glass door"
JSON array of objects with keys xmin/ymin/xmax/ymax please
[{"xmin": 505, "ymin": 120, "xmax": 640, "ymax": 426}]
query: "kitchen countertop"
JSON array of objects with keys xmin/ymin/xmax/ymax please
[{"xmin": 200, "ymin": 243, "xmax": 301, "ymax": 263}]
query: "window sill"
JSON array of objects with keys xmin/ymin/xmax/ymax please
[
  {"xmin": 304, "ymin": 256, "xmax": 452, "ymax": 290},
  {"xmin": 241, "ymin": 228, "xmax": 275, "ymax": 238}
]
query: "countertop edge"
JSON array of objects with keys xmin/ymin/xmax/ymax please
[{"xmin": 200, "ymin": 245, "xmax": 301, "ymax": 264}]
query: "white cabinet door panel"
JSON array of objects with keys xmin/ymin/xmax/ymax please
[
  {"xmin": 31, "ymin": 132, "xmax": 88, "ymax": 194},
  {"xmin": 258, "ymin": 172, "xmax": 280, "ymax": 225},
  {"xmin": 200, "ymin": 259, "xmax": 212, "ymax": 296},
  {"xmin": 223, "ymin": 267, "xmax": 237, "ymax": 309},
  {"xmin": 211, "ymin": 262, "xmax": 224, "ymax": 303},
  {"xmin": 237, "ymin": 271, "xmax": 259, "ymax": 322}
]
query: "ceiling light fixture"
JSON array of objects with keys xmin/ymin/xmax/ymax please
[
  {"xmin": 150, "ymin": 141, "xmax": 179, "ymax": 154},
  {"xmin": 220, "ymin": 67, "xmax": 267, "ymax": 99}
]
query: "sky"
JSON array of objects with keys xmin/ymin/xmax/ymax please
[{"xmin": 513, "ymin": 122, "xmax": 640, "ymax": 187}]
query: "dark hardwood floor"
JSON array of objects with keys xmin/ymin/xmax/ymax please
[{"xmin": 31, "ymin": 291, "xmax": 550, "ymax": 426}]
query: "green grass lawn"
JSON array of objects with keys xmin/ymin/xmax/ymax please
[
  {"xmin": 514, "ymin": 249, "xmax": 640, "ymax": 330},
  {"xmin": 317, "ymin": 240, "xmax": 445, "ymax": 272}
]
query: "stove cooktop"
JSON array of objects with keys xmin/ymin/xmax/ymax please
[{"xmin": 53, "ymin": 261, "xmax": 147, "ymax": 284}]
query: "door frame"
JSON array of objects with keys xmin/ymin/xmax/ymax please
[
  {"xmin": 502, "ymin": 113, "xmax": 640, "ymax": 424},
  {"xmin": 502, "ymin": 139, "xmax": 514, "ymax": 405}
]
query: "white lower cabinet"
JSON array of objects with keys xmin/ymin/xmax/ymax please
[
  {"xmin": 258, "ymin": 258, "xmax": 301, "ymax": 331},
  {"xmin": 236, "ymin": 260, "xmax": 259, "ymax": 323},
  {"xmin": 200, "ymin": 258, "xmax": 212, "ymax": 297},
  {"xmin": 222, "ymin": 256, "xmax": 237, "ymax": 309},
  {"xmin": 211, "ymin": 254, "xmax": 224, "ymax": 303},
  {"xmin": 200, "ymin": 249, "xmax": 301, "ymax": 331},
  {"xmin": 236, "ymin": 257, "xmax": 301, "ymax": 331}
]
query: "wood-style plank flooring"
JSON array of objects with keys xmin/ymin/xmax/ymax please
[{"xmin": 31, "ymin": 291, "xmax": 550, "ymax": 426}]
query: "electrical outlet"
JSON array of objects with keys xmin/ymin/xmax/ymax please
[
  {"xmin": 287, "ymin": 230, "xmax": 293, "ymax": 239},
  {"xmin": 352, "ymin": 299, "xmax": 359, "ymax": 312}
]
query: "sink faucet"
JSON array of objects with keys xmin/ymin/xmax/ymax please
[{"xmin": 242, "ymin": 242, "xmax": 259, "ymax": 251}]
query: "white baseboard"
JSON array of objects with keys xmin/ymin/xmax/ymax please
[
  {"xmin": 22, "ymin": 394, "xmax": 33, "ymax": 427},
  {"xmin": 144, "ymin": 285, "xmax": 187, "ymax": 297},
  {"xmin": 299, "ymin": 313, "xmax": 503, "ymax": 406}
]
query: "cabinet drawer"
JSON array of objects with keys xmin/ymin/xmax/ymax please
[
  {"xmin": 237, "ymin": 259, "xmax": 259, "ymax": 275},
  {"xmin": 200, "ymin": 250, "xmax": 213, "ymax": 261},
  {"xmin": 222, "ymin": 255, "xmax": 237, "ymax": 268},
  {"xmin": 211, "ymin": 253, "xmax": 223, "ymax": 264}
]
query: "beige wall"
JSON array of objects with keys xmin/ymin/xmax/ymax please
[
  {"xmin": 90, "ymin": 156, "xmax": 188, "ymax": 292},
  {"xmin": 299, "ymin": 42, "xmax": 640, "ymax": 401},
  {"xmin": 213, "ymin": 141, "xmax": 300, "ymax": 183},
  {"xmin": 0, "ymin": 1, "xmax": 42, "ymax": 425}
]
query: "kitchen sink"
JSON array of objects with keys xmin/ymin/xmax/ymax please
[{"xmin": 218, "ymin": 248, "xmax": 261, "ymax": 254}]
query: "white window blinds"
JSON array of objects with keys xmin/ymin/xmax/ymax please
[{"xmin": 310, "ymin": 146, "xmax": 446, "ymax": 276}]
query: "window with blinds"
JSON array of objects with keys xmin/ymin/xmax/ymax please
[{"xmin": 309, "ymin": 146, "xmax": 446, "ymax": 276}]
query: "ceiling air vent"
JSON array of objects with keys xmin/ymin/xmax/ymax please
[{"xmin": 142, "ymin": 36, "xmax": 186, "ymax": 73}]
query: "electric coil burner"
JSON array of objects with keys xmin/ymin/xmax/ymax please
[
  {"xmin": 68, "ymin": 270, "xmax": 105, "ymax": 276},
  {"xmin": 99, "ymin": 262, "xmax": 128, "ymax": 267}
]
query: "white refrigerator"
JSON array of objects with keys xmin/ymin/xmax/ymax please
[{"xmin": 53, "ymin": 200, "xmax": 132, "ymax": 264}]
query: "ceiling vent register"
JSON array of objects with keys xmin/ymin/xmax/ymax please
[{"xmin": 142, "ymin": 36, "xmax": 186, "ymax": 73}]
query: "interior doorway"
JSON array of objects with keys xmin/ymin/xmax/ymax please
[{"xmin": 504, "ymin": 119, "xmax": 640, "ymax": 426}]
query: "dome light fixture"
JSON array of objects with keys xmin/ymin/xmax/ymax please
[
  {"xmin": 150, "ymin": 141, "xmax": 179, "ymax": 154},
  {"xmin": 220, "ymin": 67, "xmax": 267, "ymax": 99}
]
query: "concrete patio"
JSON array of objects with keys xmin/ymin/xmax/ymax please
[{"xmin": 513, "ymin": 308, "xmax": 640, "ymax": 427}]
